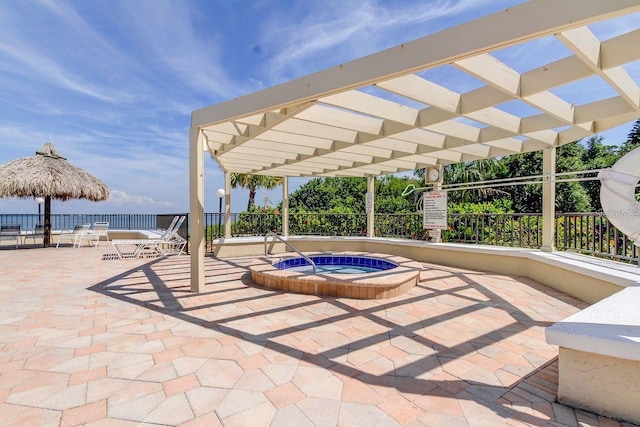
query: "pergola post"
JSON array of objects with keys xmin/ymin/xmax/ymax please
[
  {"xmin": 282, "ymin": 177, "xmax": 289, "ymax": 237},
  {"xmin": 189, "ymin": 127, "xmax": 205, "ymax": 293},
  {"xmin": 224, "ymin": 173, "xmax": 231, "ymax": 239},
  {"xmin": 367, "ymin": 176, "xmax": 375, "ymax": 237},
  {"xmin": 542, "ymin": 145, "xmax": 557, "ymax": 252}
]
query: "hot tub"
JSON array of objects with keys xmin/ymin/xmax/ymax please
[
  {"xmin": 274, "ymin": 255, "xmax": 398, "ymax": 274},
  {"xmin": 249, "ymin": 252, "xmax": 422, "ymax": 299}
]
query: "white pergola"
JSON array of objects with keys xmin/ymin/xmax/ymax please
[{"xmin": 190, "ymin": 0, "xmax": 640, "ymax": 292}]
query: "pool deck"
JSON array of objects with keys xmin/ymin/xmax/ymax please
[{"xmin": 0, "ymin": 245, "xmax": 637, "ymax": 426}]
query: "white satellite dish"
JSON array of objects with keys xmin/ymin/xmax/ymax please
[{"xmin": 598, "ymin": 147, "xmax": 640, "ymax": 246}]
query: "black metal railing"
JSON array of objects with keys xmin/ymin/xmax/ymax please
[
  {"xmin": 445, "ymin": 213, "xmax": 543, "ymax": 248},
  {"xmin": 375, "ymin": 213, "xmax": 424, "ymax": 239},
  {"xmin": 555, "ymin": 212, "xmax": 639, "ymax": 263},
  {"xmin": 3, "ymin": 211, "xmax": 637, "ymax": 264},
  {"xmin": 0, "ymin": 213, "xmax": 157, "ymax": 231},
  {"xmin": 202, "ymin": 211, "xmax": 638, "ymax": 264},
  {"xmin": 290, "ymin": 213, "xmax": 367, "ymax": 237}
]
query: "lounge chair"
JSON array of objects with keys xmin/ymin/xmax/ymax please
[
  {"xmin": 143, "ymin": 215, "xmax": 186, "ymax": 256},
  {"xmin": 0, "ymin": 224, "xmax": 21, "ymax": 248},
  {"xmin": 56, "ymin": 224, "xmax": 91, "ymax": 248},
  {"xmin": 23, "ymin": 223, "xmax": 45, "ymax": 245},
  {"xmin": 111, "ymin": 216, "xmax": 186, "ymax": 259}
]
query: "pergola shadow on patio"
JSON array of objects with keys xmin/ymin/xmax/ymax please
[{"xmin": 4, "ymin": 247, "xmax": 631, "ymax": 426}]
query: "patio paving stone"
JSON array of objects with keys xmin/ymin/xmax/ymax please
[
  {"xmin": 60, "ymin": 399, "xmax": 107, "ymax": 426},
  {"xmin": 0, "ymin": 246, "xmax": 637, "ymax": 426}
]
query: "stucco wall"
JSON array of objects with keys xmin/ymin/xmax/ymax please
[
  {"xmin": 523, "ymin": 259, "xmax": 621, "ymax": 304},
  {"xmin": 558, "ymin": 348, "xmax": 640, "ymax": 424}
]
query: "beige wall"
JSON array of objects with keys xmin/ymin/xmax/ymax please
[
  {"xmin": 558, "ymin": 348, "xmax": 640, "ymax": 424},
  {"xmin": 523, "ymin": 260, "xmax": 621, "ymax": 304}
]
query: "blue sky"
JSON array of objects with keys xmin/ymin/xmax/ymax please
[{"xmin": 1, "ymin": 0, "xmax": 638, "ymax": 215}]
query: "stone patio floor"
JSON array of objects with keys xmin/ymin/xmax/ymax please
[{"xmin": 0, "ymin": 244, "xmax": 637, "ymax": 426}]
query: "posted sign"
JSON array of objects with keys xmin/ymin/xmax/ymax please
[{"xmin": 423, "ymin": 191, "xmax": 447, "ymax": 229}]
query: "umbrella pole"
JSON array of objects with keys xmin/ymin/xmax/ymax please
[{"xmin": 44, "ymin": 196, "xmax": 51, "ymax": 247}]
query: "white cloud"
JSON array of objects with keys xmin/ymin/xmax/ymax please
[
  {"xmin": 107, "ymin": 189, "xmax": 172, "ymax": 207},
  {"xmin": 114, "ymin": 1, "xmax": 254, "ymax": 100},
  {"xmin": 259, "ymin": 0, "xmax": 517, "ymax": 83},
  {"xmin": 0, "ymin": 41, "xmax": 127, "ymax": 103}
]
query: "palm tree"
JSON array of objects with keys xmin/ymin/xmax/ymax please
[
  {"xmin": 415, "ymin": 159, "xmax": 507, "ymax": 203},
  {"xmin": 619, "ymin": 118, "xmax": 640, "ymax": 156},
  {"xmin": 230, "ymin": 173, "xmax": 282, "ymax": 210}
]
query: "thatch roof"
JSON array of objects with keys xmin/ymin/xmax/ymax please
[{"xmin": 0, "ymin": 142, "xmax": 109, "ymax": 201}]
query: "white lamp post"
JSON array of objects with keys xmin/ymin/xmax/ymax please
[
  {"xmin": 35, "ymin": 197, "xmax": 44, "ymax": 224},
  {"xmin": 216, "ymin": 189, "xmax": 225, "ymax": 239}
]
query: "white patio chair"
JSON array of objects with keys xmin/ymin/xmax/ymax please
[
  {"xmin": 157, "ymin": 216, "xmax": 187, "ymax": 255},
  {"xmin": 159, "ymin": 216, "xmax": 179, "ymax": 238},
  {"xmin": 23, "ymin": 223, "xmax": 45, "ymax": 245},
  {"xmin": 56, "ymin": 224, "xmax": 91, "ymax": 248},
  {"xmin": 84, "ymin": 221, "xmax": 109, "ymax": 246},
  {"xmin": 111, "ymin": 216, "xmax": 186, "ymax": 259},
  {"xmin": 0, "ymin": 224, "xmax": 21, "ymax": 248}
]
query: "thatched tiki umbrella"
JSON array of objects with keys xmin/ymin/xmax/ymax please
[{"xmin": 0, "ymin": 142, "xmax": 109, "ymax": 247}]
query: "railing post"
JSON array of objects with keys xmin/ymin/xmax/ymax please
[
  {"xmin": 541, "ymin": 145, "xmax": 556, "ymax": 252},
  {"xmin": 282, "ymin": 177, "xmax": 289, "ymax": 237},
  {"xmin": 367, "ymin": 176, "xmax": 375, "ymax": 238}
]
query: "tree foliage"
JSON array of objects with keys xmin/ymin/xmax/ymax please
[
  {"xmin": 443, "ymin": 159, "xmax": 508, "ymax": 204},
  {"xmin": 287, "ymin": 176, "xmax": 418, "ymax": 214},
  {"xmin": 619, "ymin": 118, "xmax": 640, "ymax": 156},
  {"xmin": 229, "ymin": 173, "xmax": 282, "ymax": 210},
  {"xmin": 581, "ymin": 135, "xmax": 618, "ymax": 211}
]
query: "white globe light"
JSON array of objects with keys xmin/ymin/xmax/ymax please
[
  {"xmin": 216, "ymin": 189, "xmax": 226, "ymax": 198},
  {"xmin": 35, "ymin": 197, "xmax": 45, "ymax": 204}
]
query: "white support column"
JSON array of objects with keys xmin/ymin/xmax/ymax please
[
  {"xmin": 542, "ymin": 145, "xmax": 557, "ymax": 252},
  {"xmin": 224, "ymin": 173, "xmax": 231, "ymax": 239},
  {"xmin": 282, "ymin": 177, "xmax": 289, "ymax": 237},
  {"xmin": 367, "ymin": 176, "xmax": 375, "ymax": 237},
  {"xmin": 189, "ymin": 127, "xmax": 205, "ymax": 293}
]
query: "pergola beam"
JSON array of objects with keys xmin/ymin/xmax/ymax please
[{"xmin": 558, "ymin": 27, "xmax": 640, "ymax": 109}]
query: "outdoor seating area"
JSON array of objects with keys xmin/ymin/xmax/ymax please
[
  {"xmin": 54, "ymin": 222, "xmax": 110, "ymax": 248},
  {"xmin": 110, "ymin": 215, "xmax": 186, "ymax": 259},
  {"xmin": 2, "ymin": 244, "xmax": 636, "ymax": 426},
  {"xmin": 0, "ymin": 221, "xmax": 112, "ymax": 249}
]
